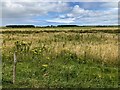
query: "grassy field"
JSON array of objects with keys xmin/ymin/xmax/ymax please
[{"xmin": 1, "ymin": 27, "xmax": 119, "ymax": 88}]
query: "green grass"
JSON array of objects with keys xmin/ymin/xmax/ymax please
[
  {"xmin": 2, "ymin": 47, "xmax": 118, "ymax": 88},
  {"xmin": 1, "ymin": 27, "xmax": 119, "ymax": 88}
]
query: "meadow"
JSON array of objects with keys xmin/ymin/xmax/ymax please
[{"xmin": 1, "ymin": 27, "xmax": 119, "ymax": 88}]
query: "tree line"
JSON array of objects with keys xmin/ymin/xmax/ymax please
[
  {"xmin": 6, "ymin": 25, "xmax": 119, "ymax": 28},
  {"xmin": 6, "ymin": 25, "xmax": 35, "ymax": 28}
]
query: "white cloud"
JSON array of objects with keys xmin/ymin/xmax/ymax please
[
  {"xmin": 1, "ymin": 1, "xmax": 69, "ymax": 18},
  {"xmin": 67, "ymin": 5, "xmax": 91, "ymax": 18},
  {"xmin": 100, "ymin": 2, "xmax": 118, "ymax": 9},
  {"xmin": 75, "ymin": 8, "xmax": 118, "ymax": 25},
  {"xmin": 2, "ymin": 0, "xmax": 119, "ymax": 2},
  {"xmin": 1, "ymin": 1, "xmax": 118, "ymax": 25},
  {"xmin": 46, "ymin": 18, "xmax": 75, "ymax": 24},
  {"xmin": 48, "ymin": 4, "xmax": 118, "ymax": 25},
  {"xmin": 72, "ymin": 5, "xmax": 87, "ymax": 16},
  {"xmin": 59, "ymin": 15, "xmax": 66, "ymax": 18}
]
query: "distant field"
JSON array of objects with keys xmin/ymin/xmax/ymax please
[
  {"xmin": 1, "ymin": 26, "xmax": 119, "ymax": 32},
  {"xmin": 1, "ymin": 27, "xmax": 119, "ymax": 88}
]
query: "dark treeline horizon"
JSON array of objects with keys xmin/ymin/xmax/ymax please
[{"xmin": 4, "ymin": 24, "xmax": 119, "ymax": 28}]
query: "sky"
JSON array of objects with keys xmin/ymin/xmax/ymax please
[{"xmin": 0, "ymin": 0, "xmax": 119, "ymax": 26}]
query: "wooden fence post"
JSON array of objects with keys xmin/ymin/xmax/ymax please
[
  {"xmin": 13, "ymin": 51, "xmax": 17, "ymax": 84},
  {"xmin": 84, "ymin": 51, "xmax": 86, "ymax": 61}
]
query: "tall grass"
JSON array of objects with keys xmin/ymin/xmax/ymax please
[{"xmin": 1, "ymin": 28, "xmax": 119, "ymax": 88}]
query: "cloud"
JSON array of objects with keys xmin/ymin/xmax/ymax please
[
  {"xmin": 47, "ymin": 3, "xmax": 118, "ymax": 25},
  {"xmin": 2, "ymin": 0, "xmax": 119, "ymax": 2},
  {"xmin": 1, "ymin": 1, "xmax": 118, "ymax": 26},
  {"xmin": 1, "ymin": 1, "xmax": 69, "ymax": 18},
  {"xmin": 46, "ymin": 18, "xmax": 75, "ymax": 24},
  {"xmin": 100, "ymin": 2, "xmax": 118, "ymax": 9},
  {"xmin": 66, "ymin": 5, "xmax": 93, "ymax": 18}
]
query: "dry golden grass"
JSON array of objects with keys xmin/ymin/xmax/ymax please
[
  {"xmin": 1, "ymin": 27, "xmax": 118, "ymax": 32},
  {"xmin": 2, "ymin": 31, "xmax": 118, "ymax": 65}
]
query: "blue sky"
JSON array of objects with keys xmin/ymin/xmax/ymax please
[{"xmin": 1, "ymin": 1, "xmax": 118, "ymax": 26}]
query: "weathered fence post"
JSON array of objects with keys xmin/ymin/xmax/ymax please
[
  {"xmin": 12, "ymin": 41, "xmax": 31, "ymax": 84},
  {"xmin": 84, "ymin": 51, "xmax": 86, "ymax": 61},
  {"xmin": 13, "ymin": 51, "xmax": 17, "ymax": 84}
]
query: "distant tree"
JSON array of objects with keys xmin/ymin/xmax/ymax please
[
  {"xmin": 6, "ymin": 25, "xmax": 35, "ymax": 28},
  {"xmin": 57, "ymin": 25, "xmax": 79, "ymax": 27}
]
